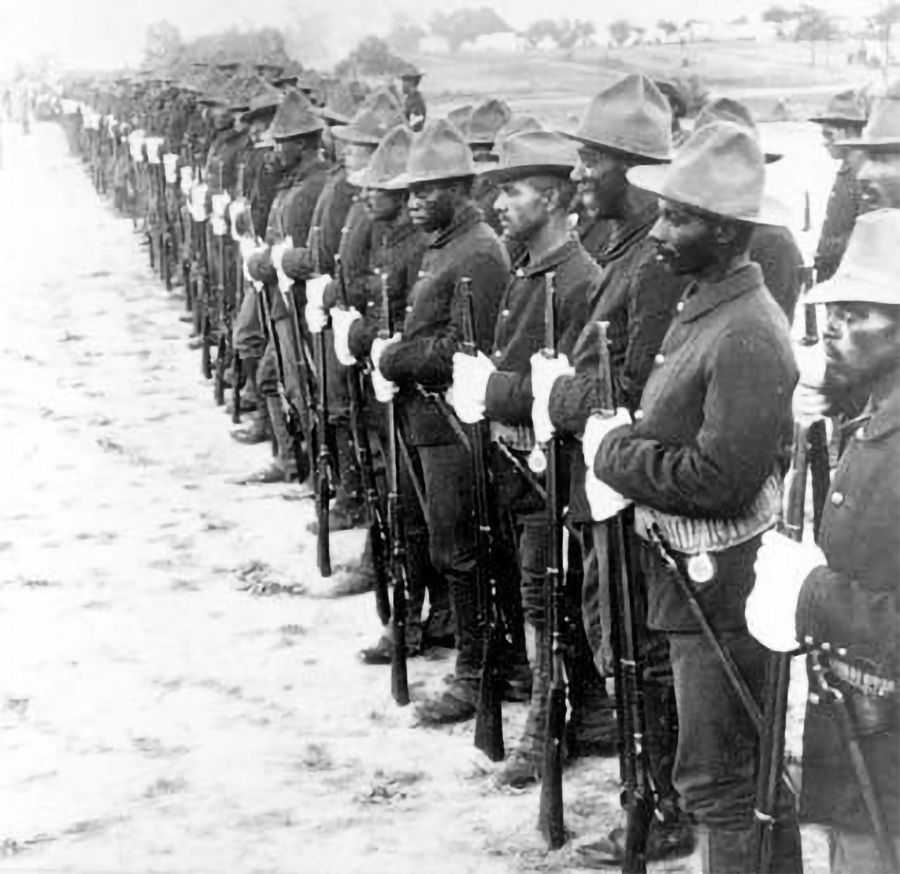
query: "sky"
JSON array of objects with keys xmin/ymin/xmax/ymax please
[{"xmin": 0, "ymin": 0, "xmax": 882, "ymax": 73}]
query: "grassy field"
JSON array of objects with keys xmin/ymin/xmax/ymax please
[{"xmin": 413, "ymin": 38, "xmax": 880, "ymax": 126}]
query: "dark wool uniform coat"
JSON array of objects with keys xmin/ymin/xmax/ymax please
[
  {"xmin": 594, "ymin": 262, "xmax": 797, "ymax": 631},
  {"xmin": 796, "ymin": 382, "xmax": 900, "ymax": 835},
  {"xmin": 814, "ymin": 158, "xmax": 863, "ymax": 283},
  {"xmin": 379, "ymin": 203, "xmax": 510, "ymax": 445}
]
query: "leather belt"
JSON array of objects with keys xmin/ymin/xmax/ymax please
[{"xmin": 830, "ymin": 658, "xmax": 897, "ymax": 698}]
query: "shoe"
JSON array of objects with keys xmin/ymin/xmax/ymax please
[
  {"xmin": 413, "ymin": 678, "xmax": 478, "ymax": 726},
  {"xmin": 572, "ymin": 817, "xmax": 695, "ymax": 867},
  {"xmin": 187, "ymin": 336, "xmax": 206, "ymax": 350},
  {"xmin": 230, "ymin": 462, "xmax": 295, "ymax": 485},
  {"xmin": 306, "ymin": 500, "xmax": 368, "ymax": 534},
  {"xmin": 565, "ymin": 691, "xmax": 618, "ymax": 759},
  {"xmin": 230, "ymin": 422, "xmax": 271, "ymax": 445},
  {"xmin": 358, "ymin": 629, "xmax": 423, "ymax": 664},
  {"xmin": 318, "ymin": 567, "xmax": 375, "ymax": 597},
  {"xmin": 502, "ymin": 660, "xmax": 533, "ymax": 704},
  {"xmin": 422, "ymin": 607, "xmax": 455, "ymax": 649},
  {"xmin": 494, "ymin": 747, "xmax": 540, "ymax": 789},
  {"xmin": 179, "ymin": 314, "xmax": 193, "ymax": 323},
  {"xmin": 225, "ymin": 396, "xmax": 257, "ymax": 415}
]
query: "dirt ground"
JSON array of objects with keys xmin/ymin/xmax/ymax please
[{"xmin": 0, "ymin": 120, "xmax": 831, "ymax": 873}]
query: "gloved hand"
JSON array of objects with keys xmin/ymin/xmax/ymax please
[
  {"xmin": 530, "ymin": 352, "xmax": 573, "ymax": 443},
  {"xmin": 331, "ymin": 306, "xmax": 362, "ymax": 366},
  {"xmin": 271, "ymin": 239, "xmax": 293, "ymax": 294},
  {"xmin": 370, "ymin": 333, "xmax": 402, "ymax": 403},
  {"xmin": 747, "ymin": 529, "xmax": 825, "ymax": 652},
  {"xmin": 585, "ymin": 469, "xmax": 632, "ymax": 521},
  {"xmin": 306, "ymin": 273, "xmax": 332, "ymax": 310},
  {"xmin": 449, "ymin": 351, "xmax": 496, "ymax": 424},
  {"xmin": 792, "ymin": 339, "xmax": 829, "ymax": 427},
  {"xmin": 582, "ymin": 408, "xmax": 632, "ymax": 470}
]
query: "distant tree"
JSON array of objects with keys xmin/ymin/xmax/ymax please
[
  {"xmin": 871, "ymin": 2, "xmax": 900, "ymax": 66},
  {"xmin": 609, "ymin": 18, "xmax": 634, "ymax": 46},
  {"xmin": 429, "ymin": 7, "xmax": 512, "ymax": 51},
  {"xmin": 386, "ymin": 13, "xmax": 427, "ymax": 53},
  {"xmin": 334, "ymin": 36, "xmax": 410, "ymax": 77},
  {"xmin": 657, "ymin": 19, "xmax": 679, "ymax": 35},
  {"xmin": 526, "ymin": 18, "xmax": 596, "ymax": 49},
  {"xmin": 143, "ymin": 20, "xmax": 183, "ymax": 67},
  {"xmin": 762, "ymin": 5, "xmax": 799, "ymax": 24},
  {"xmin": 795, "ymin": 4, "xmax": 838, "ymax": 65}
]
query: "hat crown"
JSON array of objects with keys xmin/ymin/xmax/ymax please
[
  {"xmin": 447, "ymin": 105, "xmax": 474, "ymax": 130},
  {"xmin": 861, "ymin": 86, "xmax": 900, "ymax": 142},
  {"xmin": 336, "ymin": 89, "xmax": 404, "ymax": 143},
  {"xmin": 494, "ymin": 115, "xmax": 543, "ymax": 150},
  {"xmin": 406, "ymin": 118, "xmax": 476, "ymax": 183},
  {"xmin": 824, "ymin": 89, "xmax": 867, "ymax": 122},
  {"xmin": 810, "ymin": 209, "xmax": 900, "ymax": 305},
  {"xmin": 660, "ymin": 121, "xmax": 765, "ymax": 220},
  {"xmin": 695, "ymin": 97, "xmax": 758, "ymax": 135},
  {"xmin": 268, "ymin": 90, "xmax": 323, "ymax": 139},
  {"xmin": 358, "ymin": 125, "xmax": 414, "ymax": 186},
  {"xmin": 468, "ymin": 99, "xmax": 512, "ymax": 143},
  {"xmin": 492, "ymin": 130, "xmax": 578, "ymax": 174},
  {"xmin": 574, "ymin": 73, "xmax": 672, "ymax": 161}
]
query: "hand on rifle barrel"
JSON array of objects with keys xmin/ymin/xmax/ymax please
[
  {"xmin": 529, "ymin": 351, "xmax": 572, "ymax": 444},
  {"xmin": 330, "ymin": 306, "xmax": 362, "ymax": 366},
  {"xmin": 448, "ymin": 350, "xmax": 494, "ymax": 424},
  {"xmin": 370, "ymin": 334, "xmax": 401, "ymax": 402}
]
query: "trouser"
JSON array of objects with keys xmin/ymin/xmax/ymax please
[
  {"xmin": 670, "ymin": 630, "xmax": 802, "ymax": 873},
  {"xmin": 416, "ymin": 442, "xmax": 479, "ymax": 679},
  {"xmin": 828, "ymin": 829, "xmax": 900, "ymax": 874},
  {"xmin": 581, "ymin": 523, "xmax": 679, "ymax": 809},
  {"xmin": 233, "ymin": 285, "xmax": 266, "ymax": 360}
]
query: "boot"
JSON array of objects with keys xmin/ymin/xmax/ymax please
[
  {"xmin": 413, "ymin": 576, "xmax": 483, "ymax": 726},
  {"xmin": 494, "ymin": 622, "xmax": 549, "ymax": 788},
  {"xmin": 230, "ymin": 411, "xmax": 271, "ymax": 445},
  {"xmin": 320, "ymin": 529, "xmax": 376, "ymax": 597},
  {"xmin": 305, "ymin": 425, "xmax": 367, "ymax": 532},
  {"xmin": 572, "ymin": 812, "xmax": 695, "ymax": 867},
  {"xmin": 232, "ymin": 397, "xmax": 305, "ymax": 484}
]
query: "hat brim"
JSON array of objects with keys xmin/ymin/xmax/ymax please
[
  {"xmin": 558, "ymin": 130, "xmax": 672, "ymax": 164},
  {"xmin": 627, "ymin": 164, "xmax": 791, "ymax": 226},
  {"xmin": 383, "ymin": 170, "xmax": 474, "ymax": 190},
  {"xmin": 806, "ymin": 265, "xmax": 900, "ymax": 305},
  {"xmin": 478, "ymin": 162, "xmax": 575, "ymax": 184},
  {"xmin": 241, "ymin": 103, "xmax": 279, "ymax": 123},
  {"xmin": 319, "ymin": 109, "xmax": 350, "ymax": 125},
  {"xmin": 809, "ymin": 115, "xmax": 867, "ymax": 126},
  {"xmin": 331, "ymin": 126, "xmax": 380, "ymax": 144},
  {"xmin": 835, "ymin": 135, "xmax": 900, "ymax": 150},
  {"xmin": 271, "ymin": 124, "xmax": 324, "ymax": 140}
]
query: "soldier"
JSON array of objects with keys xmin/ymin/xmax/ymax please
[
  {"xmin": 809, "ymin": 89, "xmax": 868, "ymax": 282},
  {"xmin": 537, "ymin": 74, "xmax": 694, "ymax": 863},
  {"xmin": 239, "ymin": 92, "xmax": 329, "ymax": 485},
  {"xmin": 331, "ymin": 124, "xmax": 454, "ymax": 660},
  {"xmin": 748, "ymin": 208, "xmax": 900, "ymax": 874},
  {"xmin": 582, "ymin": 121, "xmax": 801, "ymax": 872},
  {"xmin": 447, "ymin": 130, "xmax": 604, "ymax": 785},
  {"xmin": 399, "ymin": 65, "xmax": 426, "ymax": 132},
  {"xmin": 463, "ymin": 99, "xmax": 512, "ymax": 235},
  {"xmin": 372, "ymin": 119, "xmax": 510, "ymax": 724}
]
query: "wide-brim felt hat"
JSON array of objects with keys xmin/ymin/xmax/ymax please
[
  {"xmin": 241, "ymin": 83, "xmax": 282, "ymax": 122},
  {"xmin": 467, "ymin": 99, "xmax": 512, "ymax": 145},
  {"xmin": 693, "ymin": 96, "xmax": 782, "ymax": 163},
  {"xmin": 333, "ymin": 89, "xmax": 404, "ymax": 143},
  {"xmin": 385, "ymin": 118, "xmax": 476, "ymax": 189},
  {"xmin": 318, "ymin": 83, "xmax": 357, "ymax": 126},
  {"xmin": 493, "ymin": 114, "xmax": 543, "ymax": 152},
  {"xmin": 838, "ymin": 83, "xmax": 900, "ymax": 149},
  {"xmin": 399, "ymin": 64, "xmax": 423, "ymax": 80},
  {"xmin": 559, "ymin": 73, "xmax": 673, "ymax": 163},
  {"xmin": 349, "ymin": 124, "xmax": 415, "ymax": 188},
  {"xmin": 447, "ymin": 105, "xmax": 473, "ymax": 131},
  {"xmin": 809, "ymin": 89, "xmax": 868, "ymax": 126},
  {"xmin": 627, "ymin": 120, "xmax": 789, "ymax": 226},
  {"xmin": 267, "ymin": 90, "xmax": 324, "ymax": 139},
  {"xmin": 807, "ymin": 208, "xmax": 900, "ymax": 305},
  {"xmin": 479, "ymin": 130, "xmax": 577, "ymax": 183}
]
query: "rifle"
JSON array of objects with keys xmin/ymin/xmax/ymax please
[
  {"xmin": 212, "ymin": 159, "xmax": 228, "ymax": 407},
  {"xmin": 337, "ymin": 258, "xmax": 391, "ymax": 624},
  {"xmin": 231, "ymin": 161, "xmax": 246, "ymax": 425},
  {"xmin": 306, "ymin": 226, "xmax": 333, "ymax": 577},
  {"xmin": 156, "ymin": 159, "xmax": 172, "ymax": 290},
  {"xmin": 457, "ymin": 276, "xmax": 504, "ymax": 763},
  {"xmin": 802, "ymin": 297, "xmax": 831, "ymax": 540},
  {"xmin": 378, "ymin": 270, "xmax": 409, "ymax": 706},
  {"xmin": 537, "ymin": 271, "xmax": 567, "ymax": 849},
  {"xmin": 594, "ymin": 321, "xmax": 654, "ymax": 873}
]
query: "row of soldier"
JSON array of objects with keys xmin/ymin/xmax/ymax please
[{"xmin": 59, "ymin": 65, "xmax": 898, "ymax": 874}]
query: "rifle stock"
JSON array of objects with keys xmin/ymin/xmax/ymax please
[
  {"xmin": 537, "ymin": 272, "xmax": 566, "ymax": 849},
  {"xmin": 457, "ymin": 277, "xmax": 504, "ymax": 762}
]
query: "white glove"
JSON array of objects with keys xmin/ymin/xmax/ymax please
[
  {"xmin": 163, "ymin": 152, "xmax": 179, "ymax": 184},
  {"xmin": 582, "ymin": 408, "xmax": 632, "ymax": 470},
  {"xmin": 530, "ymin": 352, "xmax": 573, "ymax": 444},
  {"xmin": 179, "ymin": 166, "xmax": 193, "ymax": 197},
  {"xmin": 747, "ymin": 530, "xmax": 825, "ymax": 652},
  {"xmin": 271, "ymin": 239, "xmax": 293, "ymax": 294},
  {"xmin": 449, "ymin": 351, "xmax": 496, "ymax": 424},
  {"xmin": 189, "ymin": 183, "xmax": 208, "ymax": 222},
  {"xmin": 305, "ymin": 301, "xmax": 328, "ymax": 334},
  {"xmin": 370, "ymin": 333, "xmax": 401, "ymax": 371},
  {"xmin": 145, "ymin": 136, "xmax": 163, "ymax": 164},
  {"xmin": 306, "ymin": 273, "xmax": 332, "ymax": 310},
  {"xmin": 585, "ymin": 470, "xmax": 632, "ymax": 521},
  {"xmin": 211, "ymin": 193, "xmax": 230, "ymax": 236},
  {"xmin": 792, "ymin": 340, "xmax": 829, "ymax": 427},
  {"xmin": 331, "ymin": 307, "xmax": 362, "ymax": 366}
]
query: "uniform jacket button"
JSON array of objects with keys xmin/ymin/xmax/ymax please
[
  {"xmin": 676, "ymin": 301, "xmax": 685, "ymax": 313},
  {"xmin": 501, "ymin": 308, "xmax": 510, "ymax": 317},
  {"xmin": 405, "ymin": 305, "xmax": 413, "ymax": 313},
  {"xmin": 634, "ymin": 409, "xmax": 644, "ymax": 421},
  {"xmin": 830, "ymin": 491, "xmax": 844, "ymax": 507},
  {"xmin": 654, "ymin": 353, "xmax": 665, "ymax": 365}
]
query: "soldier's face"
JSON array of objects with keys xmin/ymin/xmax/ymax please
[
  {"xmin": 408, "ymin": 182, "xmax": 456, "ymax": 232},
  {"xmin": 344, "ymin": 142, "xmax": 376, "ymax": 174},
  {"xmin": 209, "ymin": 106, "xmax": 233, "ymax": 130},
  {"xmin": 857, "ymin": 152, "xmax": 900, "ymax": 212},
  {"xmin": 571, "ymin": 147, "xmax": 628, "ymax": 218},
  {"xmin": 823, "ymin": 302, "xmax": 900, "ymax": 390},
  {"xmin": 650, "ymin": 200, "xmax": 718, "ymax": 276},
  {"xmin": 276, "ymin": 138, "xmax": 305, "ymax": 167},
  {"xmin": 470, "ymin": 144, "xmax": 495, "ymax": 164},
  {"xmin": 365, "ymin": 187, "xmax": 404, "ymax": 221},
  {"xmin": 494, "ymin": 178, "xmax": 550, "ymax": 241},
  {"xmin": 821, "ymin": 123, "xmax": 851, "ymax": 160}
]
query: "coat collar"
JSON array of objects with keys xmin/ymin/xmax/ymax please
[
  {"xmin": 517, "ymin": 239, "xmax": 580, "ymax": 278},
  {"xmin": 856, "ymin": 379, "xmax": 900, "ymax": 442},
  {"xmin": 678, "ymin": 261, "xmax": 763, "ymax": 323},
  {"xmin": 430, "ymin": 202, "xmax": 483, "ymax": 249}
]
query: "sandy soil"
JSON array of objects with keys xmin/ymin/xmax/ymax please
[{"xmin": 0, "ymin": 121, "xmax": 830, "ymax": 873}]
